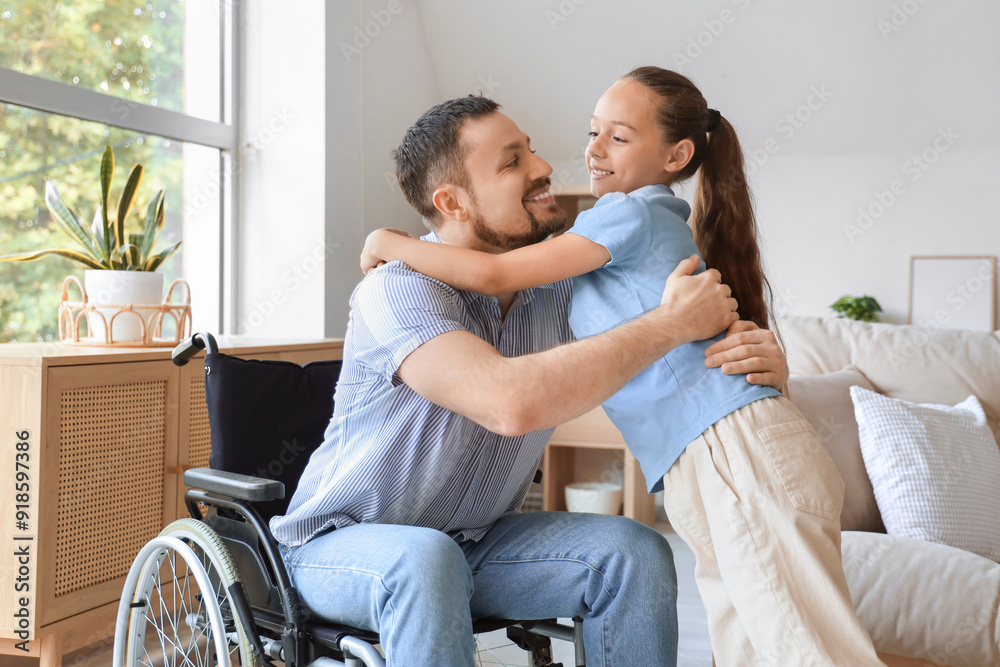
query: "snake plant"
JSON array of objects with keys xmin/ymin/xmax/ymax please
[{"xmin": 0, "ymin": 145, "xmax": 181, "ymax": 271}]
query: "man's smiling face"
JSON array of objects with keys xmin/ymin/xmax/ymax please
[{"xmin": 459, "ymin": 112, "xmax": 568, "ymax": 251}]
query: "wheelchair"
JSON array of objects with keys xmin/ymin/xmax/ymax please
[{"xmin": 113, "ymin": 332, "xmax": 586, "ymax": 667}]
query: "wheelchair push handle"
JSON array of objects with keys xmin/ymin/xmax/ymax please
[{"xmin": 172, "ymin": 332, "xmax": 220, "ymax": 366}]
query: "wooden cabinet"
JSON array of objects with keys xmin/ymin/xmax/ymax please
[
  {"xmin": 542, "ymin": 406, "xmax": 657, "ymax": 526},
  {"xmin": 0, "ymin": 338, "xmax": 341, "ymax": 666}
]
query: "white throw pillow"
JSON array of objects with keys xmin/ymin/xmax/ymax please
[{"xmin": 850, "ymin": 386, "xmax": 1000, "ymax": 562}]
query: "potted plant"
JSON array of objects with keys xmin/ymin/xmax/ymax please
[
  {"xmin": 830, "ymin": 295, "xmax": 882, "ymax": 322},
  {"xmin": 0, "ymin": 145, "xmax": 181, "ymax": 342}
]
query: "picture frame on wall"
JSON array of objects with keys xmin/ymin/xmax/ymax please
[{"xmin": 909, "ymin": 256, "xmax": 997, "ymax": 331}]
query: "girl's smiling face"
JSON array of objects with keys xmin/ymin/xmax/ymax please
[{"xmin": 586, "ymin": 78, "xmax": 691, "ymax": 198}]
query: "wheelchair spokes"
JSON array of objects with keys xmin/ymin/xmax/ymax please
[
  {"xmin": 115, "ymin": 520, "xmax": 260, "ymax": 667},
  {"xmin": 474, "ymin": 627, "xmax": 563, "ymax": 667},
  {"xmin": 474, "ymin": 633, "xmax": 524, "ymax": 666},
  {"xmin": 157, "ymin": 551, "xmax": 210, "ymax": 666},
  {"xmin": 144, "ymin": 550, "xmax": 226, "ymax": 667}
]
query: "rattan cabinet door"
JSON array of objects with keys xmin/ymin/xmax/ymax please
[{"xmin": 39, "ymin": 360, "xmax": 178, "ymax": 626}]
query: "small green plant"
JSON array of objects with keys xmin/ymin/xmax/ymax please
[
  {"xmin": 830, "ymin": 295, "xmax": 882, "ymax": 322},
  {"xmin": 0, "ymin": 145, "xmax": 180, "ymax": 271}
]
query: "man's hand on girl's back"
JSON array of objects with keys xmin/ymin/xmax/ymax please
[{"xmin": 660, "ymin": 255, "xmax": 739, "ymax": 345}]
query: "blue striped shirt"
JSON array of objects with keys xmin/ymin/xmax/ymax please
[{"xmin": 269, "ymin": 236, "xmax": 574, "ymax": 546}]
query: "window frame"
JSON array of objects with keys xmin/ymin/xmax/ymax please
[{"xmin": 0, "ymin": 0, "xmax": 243, "ymax": 334}]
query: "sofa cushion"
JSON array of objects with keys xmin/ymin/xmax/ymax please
[
  {"xmin": 851, "ymin": 387, "xmax": 1000, "ymax": 562},
  {"xmin": 843, "ymin": 531, "xmax": 1000, "ymax": 667},
  {"xmin": 779, "ymin": 316, "xmax": 1000, "ymax": 445},
  {"xmin": 787, "ymin": 367, "xmax": 885, "ymax": 533}
]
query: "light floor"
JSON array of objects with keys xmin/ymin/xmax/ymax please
[{"xmin": 10, "ymin": 521, "xmax": 712, "ymax": 667}]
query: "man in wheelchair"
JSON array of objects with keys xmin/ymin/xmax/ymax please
[{"xmin": 268, "ymin": 97, "xmax": 788, "ymax": 666}]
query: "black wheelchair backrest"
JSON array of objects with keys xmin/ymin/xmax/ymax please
[{"xmin": 202, "ymin": 350, "xmax": 342, "ymax": 522}]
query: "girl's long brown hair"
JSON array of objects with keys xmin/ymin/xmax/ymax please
[{"xmin": 625, "ymin": 66, "xmax": 774, "ymax": 330}]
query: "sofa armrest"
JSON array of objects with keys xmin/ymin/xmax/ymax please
[
  {"xmin": 843, "ymin": 531, "xmax": 999, "ymax": 667},
  {"xmin": 183, "ymin": 467, "xmax": 285, "ymax": 503}
]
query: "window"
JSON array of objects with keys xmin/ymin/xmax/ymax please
[{"xmin": 0, "ymin": 0, "xmax": 238, "ymax": 342}]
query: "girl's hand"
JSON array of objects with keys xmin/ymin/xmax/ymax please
[{"xmin": 361, "ymin": 228, "xmax": 414, "ymax": 275}]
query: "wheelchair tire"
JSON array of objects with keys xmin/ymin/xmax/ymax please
[{"xmin": 113, "ymin": 519, "xmax": 260, "ymax": 667}]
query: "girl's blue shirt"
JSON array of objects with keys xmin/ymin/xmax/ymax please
[{"xmin": 565, "ymin": 183, "xmax": 780, "ymax": 492}]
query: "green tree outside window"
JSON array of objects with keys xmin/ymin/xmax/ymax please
[{"xmin": 1, "ymin": 0, "xmax": 188, "ymax": 341}]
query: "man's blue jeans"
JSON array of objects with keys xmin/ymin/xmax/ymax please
[{"xmin": 280, "ymin": 511, "xmax": 678, "ymax": 666}]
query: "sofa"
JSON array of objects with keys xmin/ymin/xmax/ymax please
[{"xmin": 782, "ymin": 315, "xmax": 1000, "ymax": 667}]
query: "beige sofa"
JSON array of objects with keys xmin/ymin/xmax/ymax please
[{"xmin": 782, "ymin": 316, "xmax": 1000, "ymax": 667}]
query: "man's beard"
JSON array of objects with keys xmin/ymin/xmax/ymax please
[{"xmin": 468, "ymin": 186, "xmax": 568, "ymax": 252}]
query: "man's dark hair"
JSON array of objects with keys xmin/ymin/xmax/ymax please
[{"xmin": 393, "ymin": 95, "xmax": 501, "ymax": 225}]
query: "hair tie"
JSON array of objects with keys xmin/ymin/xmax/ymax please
[{"xmin": 706, "ymin": 108, "xmax": 721, "ymax": 132}]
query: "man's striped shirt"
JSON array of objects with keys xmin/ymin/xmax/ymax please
[{"xmin": 269, "ymin": 251, "xmax": 573, "ymax": 546}]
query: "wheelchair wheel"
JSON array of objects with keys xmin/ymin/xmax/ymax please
[
  {"xmin": 474, "ymin": 632, "xmax": 552, "ymax": 667},
  {"xmin": 474, "ymin": 634, "xmax": 522, "ymax": 666},
  {"xmin": 114, "ymin": 519, "xmax": 260, "ymax": 667}
]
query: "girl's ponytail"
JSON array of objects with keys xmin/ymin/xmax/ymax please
[
  {"xmin": 694, "ymin": 113, "xmax": 773, "ymax": 329},
  {"xmin": 624, "ymin": 67, "xmax": 774, "ymax": 330}
]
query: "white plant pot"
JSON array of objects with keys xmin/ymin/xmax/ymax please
[
  {"xmin": 84, "ymin": 270, "xmax": 164, "ymax": 343},
  {"xmin": 564, "ymin": 482, "xmax": 623, "ymax": 515}
]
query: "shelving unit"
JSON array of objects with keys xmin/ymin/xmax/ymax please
[
  {"xmin": 541, "ymin": 406, "xmax": 656, "ymax": 525},
  {"xmin": 551, "ymin": 184, "xmax": 596, "ymax": 231}
]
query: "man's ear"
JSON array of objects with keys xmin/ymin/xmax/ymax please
[
  {"xmin": 431, "ymin": 185, "xmax": 471, "ymax": 223},
  {"xmin": 664, "ymin": 138, "xmax": 695, "ymax": 175}
]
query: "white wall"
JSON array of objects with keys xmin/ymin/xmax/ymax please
[
  {"xmin": 414, "ymin": 0, "xmax": 1000, "ymax": 327},
  {"xmin": 318, "ymin": 0, "xmax": 443, "ymax": 336},
  {"xmin": 754, "ymin": 151, "xmax": 999, "ymax": 325},
  {"xmin": 239, "ymin": 0, "xmax": 327, "ymax": 337},
  {"xmin": 242, "ymin": 0, "xmax": 1000, "ymax": 335},
  {"xmin": 239, "ymin": 0, "xmax": 440, "ymax": 338}
]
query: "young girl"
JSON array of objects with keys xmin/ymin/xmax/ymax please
[{"xmin": 363, "ymin": 67, "xmax": 883, "ymax": 666}]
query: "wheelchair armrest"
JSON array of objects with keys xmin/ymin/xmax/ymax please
[{"xmin": 184, "ymin": 468, "xmax": 285, "ymax": 503}]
